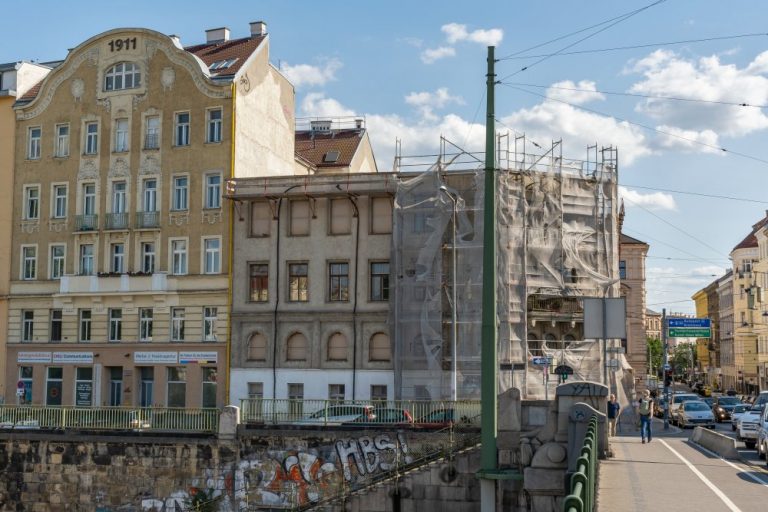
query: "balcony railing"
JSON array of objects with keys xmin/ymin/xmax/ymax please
[
  {"xmin": 144, "ymin": 133, "xmax": 159, "ymax": 150},
  {"xmin": 528, "ymin": 296, "xmax": 583, "ymax": 314},
  {"xmin": 75, "ymin": 214, "xmax": 98, "ymax": 231},
  {"xmin": 135, "ymin": 211, "xmax": 160, "ymax": 228},
  {"xmin": 104, "ymin": 212, "xmax": 129, "ymax": 230}
]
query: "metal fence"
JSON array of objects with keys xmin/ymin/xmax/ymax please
[
  {"xmin": 0, "ymin": 405, "xmax": 219, "ymax": 434},
  {"xmin": 238, "ymin": 399, "xmax": 481, "ymax": 428},
  {"xmin": 563, "ymin": 415, "xmax": 599, "ymax": 512}
]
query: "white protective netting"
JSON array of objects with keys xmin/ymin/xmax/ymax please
[{"xmin": 392, "ymin": 142, "xmax": 632, "ymax": 400}]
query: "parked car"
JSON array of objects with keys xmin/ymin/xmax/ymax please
[
  {"xmin": 712, "ymin": 396, "xmax": 742, "ymax": 422},
  {"xmin": 753, "ymin": 391, "xmax": 768, "ymax": 409},
  {"xmin": 414, "ymin": 408, "xmax": 479, "ymax": 428},
  {"xmin": 362, "ymin": 407, "xmax": 413, "ymax": 425},
  {"xmin": 756, "ymin": 406, "xmax": 768, "ymax": 461},
  {"xmin": 669, "ymin": 393, "xmax": 701, "ymax": 425},
  {"xmin": 676, "ymin": 401, "xmax": 716, "ymax": 429},
  {"xmin": 737, "ymin": 406, "xmax": 763, "ymax": 450},
  {"xmin": 701, "ymin": 397, "xmax": 714, "ymax": 408},
  {"xmin": 731, "ymin": 404, "xmax": 752, "ymax": 431},
  {"xmin": 293, "ymin": 405, "xmax": 376, "ymax": 426}
]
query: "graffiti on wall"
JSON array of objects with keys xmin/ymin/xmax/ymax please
[{"xmin": 239, "ymin": 432, "xmax": 412, "ymax": 508}]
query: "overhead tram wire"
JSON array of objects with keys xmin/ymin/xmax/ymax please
[
  {"xmin": 621, "ymin": 185, "xmax": 768, "ymax": 205},
  {"xmin": 647, "ymin": 255, "xmax": 730, "ymax": 264},
  {"xmin": 502, "ymin": 82, "xmax": 768, "ymax": 110},
  {"xmin": 499, "ymin": 32, "xmax": 768, "ymax": 61},
  {"xmin": 622, "ymin": 227, "xmax": 723, "ymax": 265},
  {"xmin": 501, "ymin": 84, "xmax": 768, "ymax": 167},
  {"xmin": 498, "ymin": 0, "xmax": 668, "ymax": 81},
  {"xmin": 461, "ymin": 87, "xmax": 487, "ymax": 151}
]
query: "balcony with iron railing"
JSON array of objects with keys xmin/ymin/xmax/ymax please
[
  {"xmin": 104, "ymin": 212, "xmax": 129, "ymax": 230},
  {"xmin": 144, "ymin": 133, "xmax": 159, "ymax": 150},
  {"xmin": 75, "ymin": 214, "xmax": 98, "ymax": 232},
  {"xmin": 135, "ymin": 211, "xmax": 160, "ymax": 229}
]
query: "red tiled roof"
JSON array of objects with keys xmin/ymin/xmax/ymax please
[
  {"xmin": 184, "ymin": 35, "xmax": 265, "ymax": 78},
  {"xmin": 295, "ymin": 129, "xmax": 364, "ymax": 169},
  {"xmin": 17, "ymin": 35, "xmax": 266, "ymax": 103},
  {"xmin": 732, "ymin": 214, "xmax": 768, "ymax": 251}
]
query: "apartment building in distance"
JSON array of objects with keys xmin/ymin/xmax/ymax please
[
  {"xmin": 718, "ymin": 271, "xmax": 735, "ymax": 391},
  {"xmin": 0, "ymin": 60, "xmax": 54, "ymax": 402},
  {"xmin": 6, "ymin": 22, "xmax": 296, "ymax": 407},
  {"xmin": 227, "ymin": 119, "xmax": 388, "ymax": 403},
  {"xmin": 691, "ymin": 282, "xmax": 719, "ymax": 386},
  {"xmin": 754, "ymin": 216, "xmax": 768, "ymax": 391}
]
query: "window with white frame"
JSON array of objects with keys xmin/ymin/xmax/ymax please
[
  {"xmin": 248, "ymin": 382, "xmax": 264, "ymax": 399},
  {"xmin": 28, "ymin": 127, "xmax": 41, "ymax": 159},
  {"xmin": 207, "ymin": 108, "xmax": 222, "ymax": 143},
  {"xmin": 203, "ymin": 238, "xmax": 220, "ymax": 274},
  {"xmin": 204, "ymin": 174, "xmax": 221, "ymax": 209},
  {"xmin": 21, "ymin": 310, "xmax": 34, "ymax": 342},
  {"xmin": 22, "ymin": 246, "xmax": 37, "ymax": 280},
  {"xmin": 328, "ymin": 384, "xmax": 346, "ymax": 402},
  {"xmin": 114, "ymin": 119, "xmax": 128, "ymax": 152},
  {"xmin": 328, "ymin": 262, "xmax": 349, "ymax": 302},
  {"xmin": 50, "ymin": 245, "xmax": 65, "ymax": 280},
  {"xmin": 142, "ymin": 179, "xmax": 157, "ymax": 212},
  {"xmin": 110, "ymin": 243, "xmax": 125, "ymax": 273},
  {"xmin": 79, "ymin": 244, "xmax": 94, "ymax": 275},
  {"xmin": 171, "ymin": 308, "xmax": 185, "ymax": 341},
  {"xmin": 370, "ymin": 262, "xmax": 390, "ymax": 301},
  {"xmin": 79, "ymin": 309, "xmax": 92, "ymax": 342},
  {"xmin": 82, "ymin": 184, "xmax": 96, "ymax": 215},
  {"xmin": 288, "ymin": 263, "xmax": 309, "ymax": 302},
  {"xmin": 24, "ymin": 186, "xmax": 39, "ymax": 220},
  {"xmin": 175, "ymin": 112, "xmax": 190, "ymax": 146},
  {"xmin": 104, "ymin": 62, "xmax": 141, "ymax": 91},
  {"xmin": 55, "ymin": 124, "xmax": 69, "ymax": 157},
  {"xmin": 52, "ymin": 185, "xmax": 67, "ymax": 218},
  {"xmin": 203, "ymin": 307, "xmax": 217, "ymax": 342},
  {"xmin": 139, "ymin": 308, "xmax": 153, "ymax": 341},
  {"xmin": 172, "ymin": 176, "xmax": 188, "ymax": 210},
  {"xmin": 167, "ymin": 367, "xmax": 186, "ymax": 407},
  {"xmin": 141, "ymin": 242, "xmax": 155, "ymax": 273},
  {"xmin": 112, "ymin": 181, "xmax": 126, "ymax": 213},
  {"xmin": 171, "ymin": 239, "xmax": 187, "ymax": 275},
  {"xmin": 145, "ymin": 116, "xmax": 159, "ymax": 149},
  {"xmin": 85, "ymin": 122, "xmax": 98, "ymax": 155},
  {"xmin": 108, "ymin": 308, "xmax": 122, "ymax": 342}
]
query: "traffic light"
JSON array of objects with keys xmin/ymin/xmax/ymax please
[
  {"xmin": 561, "ymin": 371, "xmax": 568, "ymax": 382},
  {"xmin": 664, "ymin": 369, "xmax": 672, "ymax": 387}
]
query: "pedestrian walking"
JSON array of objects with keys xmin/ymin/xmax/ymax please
[
  {"xmin": 607, "ymin": 394, "xmax": 620, "ymax": 437},
  {"xmin": 638, "ymin": 389, "xmax": 654, "ymax": 443}
]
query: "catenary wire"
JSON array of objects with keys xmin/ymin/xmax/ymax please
[
  {"xmin": 499, "ymin": 32, "xmax": 768, "ymax": 60},
  {"xmin": 498, "ymin": 0, "xmax": 668, "ymax": 81},
  {"xmin": 621, "ymin": 184, "xmax": 768, "ymax": 205},
  {"xmin": 501, "ymin": 83, "xmax": 768, "ymax": 166},
  {"xmin": 502, "ymin": 81, "xmax": 768, "ymax": 109},
  {"xmin": 622, "ymin": 227, "xmax": 722, "ymax": 265}
]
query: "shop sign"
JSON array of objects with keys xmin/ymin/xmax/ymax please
[
  {"xmin": 179, "ymin": 351, "xmax": 218, "ymax": 364},
  {"xmin": 17, "ymin": 352, "xmax": 52, "ymax": 363},
  {"xmin": 75, "ymin": 382, "xmax": 93, "ymax": 407},
  {"xmin": 53, "ymin": 352, "xmax": 93, "ymax": 364},
  {"xmin": 134, "ymin": 351, "xmax": 178, "ymax": 364}
]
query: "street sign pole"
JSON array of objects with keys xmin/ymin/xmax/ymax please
[{"xmin": 662, "ymin": 308, "xmax": 670, "ymax": 431}]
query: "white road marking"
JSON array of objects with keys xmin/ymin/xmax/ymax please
[
  {"xmin": 689, "ymin": 441, "xmax": 768, "ymax": 487},
  {"xmin": 659, "ymin": 439, "xmax": 743, "ymax": 512}
]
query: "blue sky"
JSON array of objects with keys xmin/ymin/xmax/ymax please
[{"xmin": 3, "ymin": 0, "xmax": 768, "ymax": 315}]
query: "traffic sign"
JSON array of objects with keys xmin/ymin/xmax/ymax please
[
  {"xmin": 16, "ymin": 380, "xmax": 24, "ymax": 389},
  {"xmin": 668, "ymin": 317, "xmax": 711, "ymax": 338},
  {"xmin": 663, "ymin": 363, "xmax": 671, "ymax": 371},
  {"xmin": 532, "ymin": 356, "xmax": 552, "ymax": 366}
]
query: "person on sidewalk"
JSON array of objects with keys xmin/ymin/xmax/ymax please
[
  {"xmin": 638, "ymin": 389, "xmax": 654, "ymax": 444},
  {"xmin": 607, "ymin": 394, "xmax": 620, "ymax": 437}
]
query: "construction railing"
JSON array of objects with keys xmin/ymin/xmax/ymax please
[
  {"xmin": 239, "ymin": 399, "xmax": 482, "ymax": 428},
  {"xmin": 563, "ymin": 415, "xmax": 599, "ymax": 512},
  {"xmin": 0, "ymin": 405, "xmax": 219, "ymax": 434}
]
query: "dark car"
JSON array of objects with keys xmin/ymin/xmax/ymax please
[{"xmin": 712, "ymin": 396, "xmax": 742, "ymax": 422}]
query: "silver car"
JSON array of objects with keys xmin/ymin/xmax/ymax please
[
  {"xmin": 676, "ymin": 401, "xmax": 715, "ymax": 429},
  {"xmin": 731, "ymin": 404, "xmax": 751, "ymax": 431},
  {"xmin": 737, "ymin": 407, "xmax": 763, "ymax": 450}
]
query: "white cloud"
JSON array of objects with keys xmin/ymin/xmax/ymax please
[
  {"xmin": 300, "ymin": 92, "xmax": 356, "ymax": 118},
  {"xmin": 653, "ymin": 125, "xmax": 721, "ymax": 153},
  {"xmin": 441, "ymin": 23, "xmax": 503, "ymax": 46},
  {"xmin": 280, "ymin": 58, "xmax": 342, "ymax": 87},
  {"xmin": 619, "ymin": 186, "xmax": 676, "ymax": 211},
  {"xmin": 501, "ymin": 97, "xmax": 651, "ymax": 166},
  {"xmin": 405, "ymin": 87, "xmax": 464, "ymax": 121},
  {"xmin": 546, "ymin": 80, "xmax": 605, "ymax": 105},
  {"xmin": 420, "ymin": 46, "xmax": 455, "ymax": 64},
  {"xmin": 626, "ymin": 49, "xmax": 768, "ymax": 138}
]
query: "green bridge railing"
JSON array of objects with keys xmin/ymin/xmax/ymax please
[{"xmin": 563, "ymin": 415, "xmax": 599, "ymax": 512}]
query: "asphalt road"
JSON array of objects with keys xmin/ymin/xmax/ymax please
[{"xmin": 599, "ymin": 389, "xmax": 768, "ymax": 512}]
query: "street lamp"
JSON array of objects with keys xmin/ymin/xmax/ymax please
[{"xmin": 440, "ymin": 185, "xmax": 459, "ymax": 401}]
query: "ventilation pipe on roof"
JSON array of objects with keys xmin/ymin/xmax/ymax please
[
  {"xmin": 205, "ymin": 27, "xmax": 230, "ymax": 44},
  {"xmin": 250, "ymin": 21, "xmax": 267, "ymax": 37}
]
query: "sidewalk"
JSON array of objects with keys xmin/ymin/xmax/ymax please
[{"xmin": 597, "ymin": 425, "xmax": 768, "ymax": 512}]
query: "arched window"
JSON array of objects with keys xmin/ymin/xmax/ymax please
[
  {"xmin": 327, "ymin": 332, "xmax": 348, "ymax": 361},
  {"xmin": 369, "ymin": 333, "xmax": 391, "ymax": 362},
  {"xmin": 528, "ymin": 333, "xmax": 542, "ymax": 357},
  {"xmin": 563, "ymin": 334, "xmax": 576, "ymax": 350},
  {"xmin": 247, "ymin": 332, "xmax": 267, "ymax": 361},
  {"xmin": 286, "ymin": 332, "xmax": 307, "ymax": 361},
  {"xmin": 544, "ymin": 333, "xmax": 557, "ymax": 350},
  {"xmin": 104, "ymin": 62, "xmax": 142, "ymax": 91}
]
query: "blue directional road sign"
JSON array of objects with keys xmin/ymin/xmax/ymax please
[
  {"xmin": 668, "ymin": 317, "xmax": 711, "ymax": 338},
  {"xmin": 531, "ymin": 357, "xmax": 552, "ymax": 366}
]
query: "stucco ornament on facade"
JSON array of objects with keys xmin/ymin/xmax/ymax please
[
  {"xmin": 139, "ymin": 155, "xmax": 160, "ymax": 176},
  {"xmin": 109, "ymin": 158, "xmax": 130, "ymax": 178},
  {"xmin": 70, "ymin": 78, "xmax": 85, "ymax": 101},
  {"xmin": 161, "ymin": 67, "xmax": 175, "ymax": 90},
  {"xmin": 78, "ymin": 160, "xmax": 99, "ymax": 182}
]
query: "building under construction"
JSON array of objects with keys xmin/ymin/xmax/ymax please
[{"xmin": 392, "ymin": 137, "xmax": 625, "ymax": 401}]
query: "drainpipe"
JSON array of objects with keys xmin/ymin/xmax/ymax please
[{"xmin": 347, "ymin": 196, "xmax": 361, "ymax": 400}]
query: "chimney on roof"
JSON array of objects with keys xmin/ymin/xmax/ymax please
[
  {"xmin": 250, "ymin": 21, "xmax": 267, "ymax": 37},
  {"xmin": 355, "ymin": 118, "xmax": 363, "ymax": 130},
  {"xmin": 205, "ymin": 27, "xmax": 230, "ymax": 44},
  {"xmin": 168, "ymin": 34, "xmax": 181, "ymax": 47},
  {"xmin": 311, "ymin": 120, "xmax": 332, "ymax": 134}
]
